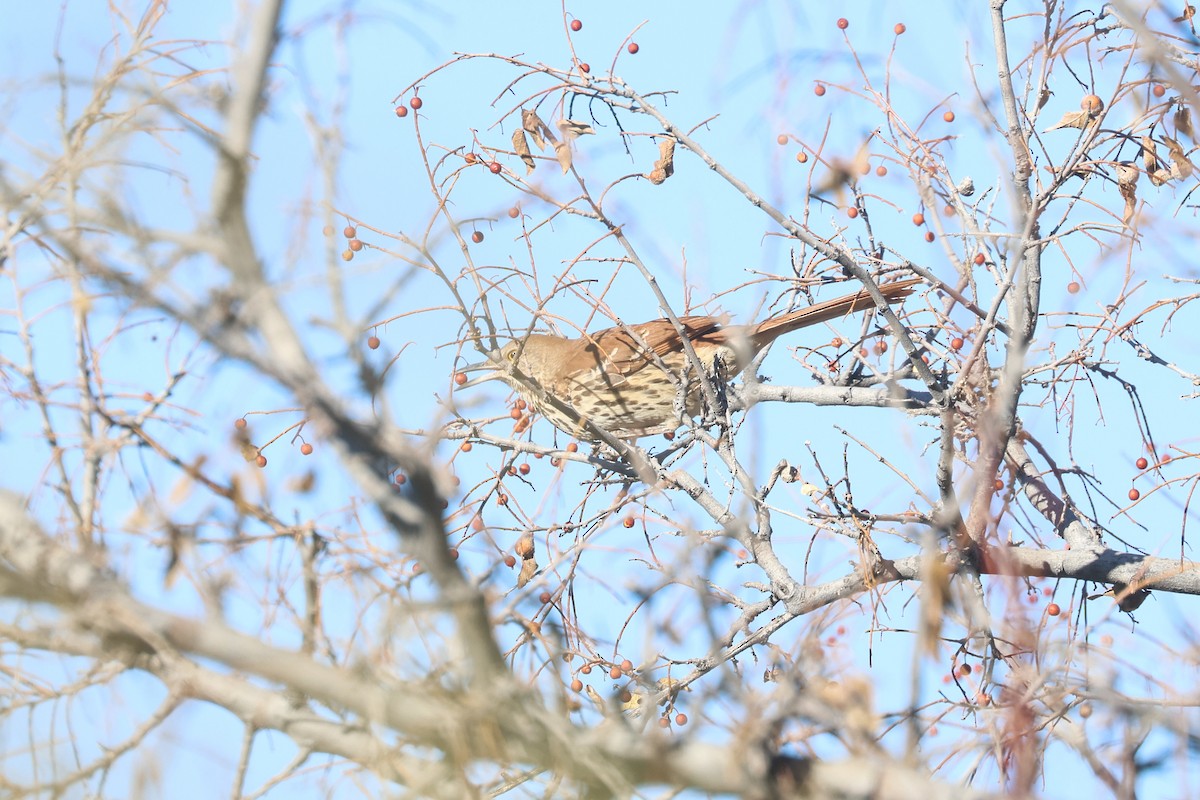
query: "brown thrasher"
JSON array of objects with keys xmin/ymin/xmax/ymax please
[{"xmin": 458, "ymin": 278, "xmax": 920, "ymax": 441}]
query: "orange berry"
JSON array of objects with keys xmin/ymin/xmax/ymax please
[
  {"xmin": 460, "ymin": 441, "xmax": 472, "ymax": 452},
  {"xmin": 1153, "ymin": 84, "xmax": 1166, "ymax": 98},
  {"xmin": 540, "ymin": 590, "xmax": 552, "ymax": 603},
  {"xmin": 571, "ymin": 678, "xmax": 583, "ymax": 692},
  {"xmin": 322, "ymin": 225, "xmax": 334, "ymax": 237},
  {"xmin": 508, "ymin": 206, "xmax": 520, "ymax": 218},
  {"xmin": 464, "ymin": 153, "xmax": 478, "ymax": 164},
  {"xmin": 814, "ymin": 84, "xmax": 826, "ymax": 97},
  {"xmin": 510, "ymin": 407, "xmax": 523, "ymax": 419},
  {"xmin": 503, "ymin": 554, "xmax": 516, "ymax": 567},
  {"xmin": 1136, "ymin": 457, "xmax": 1148, "ymax": 470},
  {"xmin": 234, "ymin": 418, "xmax": 248, "ymax": 430},
  {"xmin": 836, "ymin": 17, "xmax": 849, "ymax": 29},
  {"xmin": 796, "ymin": 151, "xmax": 809, "ymax": 163},
  {"xmin": 368, "ymin": 336, "xmax": 380, "ymax": 350},
  {"xmin": 1067, "ymin": 281, "xmax": 1080, "ymax": 294},
  {"xmin": 623, "ymin": 516, "xmax": 635, "ymax": 528},
  {"xmin": 343, "ymin": 226, "xmax": 357, "ymax": 239},
  {"xmin": 674, "ymin": 713, "xmax": 688, "ymax": 725},
  {"xmin": 1080, "ymin": 94, "xmax": 1103, "ymax": 113},
  {"xmin": 943, "ymin": 110, "xmax": 955, "ymax": 123},
  {"xmin": 1128, "ymin": 488, "xmax": 1140, "ymax": 501},
  {"xmin": 255, "ymin": 454, "xmax": 267, "ymax": 468},
  {"xmin": 873, "ymin": 340, "xmax": 888, "ymax": 355},
  {"xmin": 519, "ymin": 463, "xmax": 531, "ymax": 475},
  {"xmin": 958, "ymin": 663, "xmax": 972, "ymax": 676},
  {"xmin": 570, "ymin": 19, "xmax": 582, "ymax": 31},
  {"xmin": 566, "ymin": 442, "xmax": 579, "ymax": 452},
  {"xmin": 515, "ymin": 399, "xmax": 527, "ymax": 410},
  {"xmin": 395, "ymin": 473, "xmax": 407, "ymax": 485},
  {"xmin": 943, "ymin": 204, "xmax": 956, "ymax": 216},
  {"xmin": 496, "ymin": 493, "xmax": 507, "ymax": 505},
  {"xmin": 488, "ymin": 161, "xmax": 502, "ymax": 174},
  {"xmin": 579, "ymin": 62, "xmax": 590, "ymax": 73},
  {"xmin": 349, "ymin": 238, "xmax": 363, "ymax": 251},
  {"xmin": 875, "ymin": 165, "xmax": 888, "ymax": 176},
  {"xmin": 924, "ymin": 231, "xmax": 935, "ymax": 242},
  {"xmin": 581, "ymin": 664, "xmax": 592, "ymax": 674},
  {"xmin": 395, "ymin": 106, "xmax": 408, "ymax": 118},
  {"xmin": 1047, "ymin": 602, "xmax": 1061, "ymax": 616},
  {"xmin": 894, "ymin": 23, "xmax": 906, "ymax": 34},
  {"xmin": 1162, "ymin": 453, "xmax": 1173, "ymax": 463},
  {"xmin": 471, "ymin": 231, "xmax": 484, "ymax": 243},
  {"xmin": 627, "ymin": 42, "xmax": 639, "ymax": 54},
  {"xmin": 454, "ymin": 372, "xmax": 468, "ymax": 386},
  {"xmin": 448, "ymin": 547, "xmax": 459, "ymax": 560},
  {"xmin": 847, "ymin": 207, "xmax": 859, "ymax": 219},
  {"xmin": 1079, "ymin": 703, "xmax": 1092, "ymax": 718},
  {"xmin": 973, "ymin": 252, "xmax": 986, "ymax": 265},
  {"xmin": 777, "ymin": 133, "xmax": 789, "ymax": 145},
  {"xmin": 994, "ymin": 479, "xmax": 1003, "ymax": 491},
  {"xmin": 341, "ymin": 250, "xmax": 353, "ymax": 262},
  {"xmin": 912, "ymin": 212, "xmax": 925, "ymax": 226},
  {"xmin": 609, "ymin": 665, "xmax": 622, "ymax": 679},
  {"xmin": 950, "ymin": 337, "xmax": 964, "ymax": 351},
  {"xmin": 409, "ymin": 96, "xmax": 423, "ymax": 110},
  {"xmin": 300, "ymin": 443, "xmax": 313, "ymax": 455}
]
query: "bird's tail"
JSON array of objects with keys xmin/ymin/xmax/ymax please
[{"xmin": 751, "ymin": 277, "xmax": 922, "ymax": 346}]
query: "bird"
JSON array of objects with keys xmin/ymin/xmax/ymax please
[{"xmin": 457, "ymin": 278, "xmax": 921, "ymax": 441}]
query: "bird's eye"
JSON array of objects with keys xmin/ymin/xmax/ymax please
[{"xmin": 505, "ymin": 349, "xmax": 517, "ymax": 362}]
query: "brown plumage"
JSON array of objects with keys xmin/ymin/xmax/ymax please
[{"xmin": 460, "ymin": 278, "xmax": 921, "ymax": 440}]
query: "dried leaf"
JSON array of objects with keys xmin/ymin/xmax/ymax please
[
  {"xmin": 1164, "ymin": 134, "xmax": 1195, "ymax": 180},
  {"xmin": 515, "ymin": 532, "xmax": 535, "ymax": 559},
  {"xmin": 1142, "ymin": 136, "xmax": 1171, "ymax": 186},
  {"xmin": 521, "ymin": 108, "xmax": 556, "ymax": 150},
  {"xmin": 512, "ymin": 129, "xmax": 535, "ymax": 173},
  {"xmin": 584, "ymin": 684, "xmax": 606, "ymax": 711},
  {"xmin": 517, "ymin": 556, "xmax": 538, "ymax": 588},
  {"xmin": 1176, "ymin": 105, "xmax": 1194, "ymax": 140},
  {"xmin": 1115, "ymin": 161, "xmax": 1139, "ymax": 188},
  {"xmin": 646, "ymin": 138, "xmax": 676, "ymax": 185},
  {"xmin": 1044, "ymin": 110, "xmax": 1093, "ymax": 132},
  {"xmin": 1119, "ymin": 179, "xmax": 1138, "ymax": 225},
  {"xmin": 554, "ymin": 140, "xmax": 573, "ymax": 173},
  {"xmin": 556, "ymin": 118, "xmax": 595, "ymax": 141}
]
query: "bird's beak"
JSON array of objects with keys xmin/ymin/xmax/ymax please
[{"xmin": 455, "ymin": 352, "xmax": 505, "ymax": 389}]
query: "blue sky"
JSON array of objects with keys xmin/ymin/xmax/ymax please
[{"xmin": 2, "ymin": 1, "xmax": 1198, "ymax": 797}]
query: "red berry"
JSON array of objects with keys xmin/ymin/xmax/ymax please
[
  {"xmin": 950, "ymin": 337, "xmax": 964, "ymax": 351},
  {"xmin": 367, "ymin": 336, "xmax": 380, "ymax": 350},
  {"xmin": 255, "ymin": 454, "xmax": 267, "ymax": 468},
  {"xmin": 1128, "ymin": 488, "xmax": 1140, "ymax": 501},
  {"xmin": 1136, "ymin": 454, "xmax": 1149, "ymax": 470},
  {"xmin": 973, "ymin": 253, "xmax": 986, "ymax": 265},
  {"xmin": 627, "ymin": 42, "xmax": 639, "ymax": 54},
  {"xmin": 566, "ymin": 442, "xmax": 579, "ymax": 453},
  {"xmin": 814, "ymin": 84, "xmax": 826, "ymax": 97},
  {"xmin": 847, "ymin": 207, "xmax": 859, "ymax": 219},
  {"xmin": 471, "ymin": 231, "xmax": 484, "ymax": 243},
  {"xmin": 1047, "ymin": 602, "xmax": 1061, "ymax": 616},
  {"xmin": 674, "ymin": 713, "xmax": 688, "ymax": 726},
  {"xmin": 1153, "ymin": 84, "xmax": 1166, "ymax": 98},
  {"xmin": 924, "ymin": 231, "xmax": 935, "ymax": 242},
  {"xmin": 894, "ymin": 23, "xmax": 906, "ymax": 34},
  {"xmin": 409, "ymin": 96, "xmax": 423, "ymax": 110},
  {"xmin": 343, "ymin": 226, "xmax": 357, "ymax": 239},
  {"xmin": 579, "ymin": 62, "xmax": 590, "ymax": 73},
  {"xmin": 539, "ymin": 591, "xmax": 552, "ymax": 603},
  {"xmin": 623, "ymin": 516, "xmax": 635, "ymax": 528},
  {"xmin": 519, "ymin": 463, "xmax": 531, "ymax": 475},
  {"xmin": 349, "ymin": 238, "xmax": 363, "ymax": 251},
  {"xmin": 1162, "ymin": 453, "xmax": 1173, "ymax": 463},
  {"xmin": 570, "ymin": 19, "xmax": 582, "ymax": 31},
  {"xmin": 836, "ymin": 18, "xmax": 849, "ymax": 29},
  {"xmin": 504, "ymin": 554, "xmax": 516, "ymax": 568},
  {"xmin": 454, "ymin": 372, "xmax": 468, "ymax": 386},
  {"xmin": 958, "ymin": 663, "xmax": 972, "ymax": 676},
  {"xmin": 943, "ymin": 110, "xmax": 956, "ymax": 122},
  {"xmin": 488, "ymin": 161, "xmax": 502, "ymax": 174},
  {"xmin": 300, "ymin": 443, "xmax": 313, "ymax": 456},
  {"xmin": 460, "ymin": 441, "xmax": 472, "ymax": 452},
  {"xmin": 912, "ymin": 212, "xmax": 925, "ymax": 226},
  {"xmin": 394, "ymin": 106, "xmax": 408, "ymax": 118}
]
